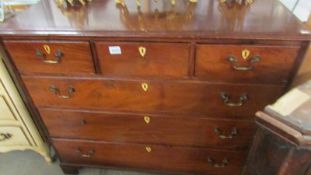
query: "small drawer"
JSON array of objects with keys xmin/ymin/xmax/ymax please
[
  {"xmin": 195, "ymin": 44, "xmax": 300, "ymax": 84},
  {"xmin": 53, "ymin": 139, "xmax": 247, "ymax": 175},
  {"xmin": 22, "ymin": 77, "xmax": 284, "ymax": 118},
  {"xmin": 4, "ymin": 40, "xmax": 95, "ymax": 75},
  {"xmin": 0, "ymin": 126, "xmax": 30, "ymax": 146},
  {"xmin": 40, "ymin": 109, "xmax": 255, "ymax": 149},
  {"xmin": 96, "ymin": 42, "xmax": 190, "ymax": 78}
]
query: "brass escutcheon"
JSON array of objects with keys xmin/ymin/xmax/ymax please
[
  {"xmin": 144, "ymin": 116, "xmax": 151, "ymax": 124},
  {"xmin": 242, "ymin": 49, "xmax": 250, "ymax": 60},
  {"xmin": 141, "ymin": 82, "xmax": 149, "ymax": 92},
  {"xmin": 138, "ymin": 46, "xmax": 146, "ymax": 57},
  {"xmin": 145, "ymin": 146, "xmax": 152, "ymax": 153},
  {"xmin": 43, "ymin": 44, "xmax": 51, "ymax": 55}
]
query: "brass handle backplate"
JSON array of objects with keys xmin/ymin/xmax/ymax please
[
  {"xmin": 227, "ymin": 55, "xmax": 261, "ymax": 71},
  {"xmin": 76, "ymin": 148, "xmax": 95, "ymax": 158},
  {"xmin": 214, "ymin": 128, "xmax": 238, "ymax": 139},
  {"xmin": 208, "ymin": 157, "xmax": 229, "ymax": 168},
  {"xmin": 49, "ymin": 85, "xmax": 75, "ymax": 99},
  {"xmin": 35, "ymin": 48, "xmax": 64, "ymax": 64},
  {"xmin": 220, "ymin": 92, "xmax": 248, "ymax": 107},
  {"xmin": 0, "ymin": 133, "xmax": 12, "ymax": 142}
]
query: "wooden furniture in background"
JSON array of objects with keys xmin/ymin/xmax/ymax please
[
  {"xmin": 0, "ymin": 0, "xmax": 310, "ymax": 174},
  {"xmin": 0, "ymin": 55, "xmax": 50, "ymax": 162},
  {"xmin": 245, "ymin": 81, "xmax": 311, "ymax": 175}
]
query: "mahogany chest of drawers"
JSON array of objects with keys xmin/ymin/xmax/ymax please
[{"xmin": 0, "ymin": 0, "xmax": 310, "ymax": 174}]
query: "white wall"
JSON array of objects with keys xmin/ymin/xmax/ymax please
[{"xmin": 280, "ymin": 0, "xmax": 311, "ymax": 22}]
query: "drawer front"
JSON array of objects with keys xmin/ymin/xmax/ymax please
[
  {"xmin": 4, "ymin": 40, "xmax": 95, "ymax": 75},
  {"xmin": 53, "ymin": 139, "xmax": 247, "ymax": 175},
  {"xmin": 23, "ymin": 77, "xmax": 284, "ymax": 118},
  {"xmin": 0, "ymin": 126, "xmax": 30, "ymax": 146},
  {"xmin": 96, "ymin": 42, "xmax": 190, "ymax": 77},
  {"xmin": 196, "ymin": 44, "xmax": 300, "ymax": 84},
  {"xmin": 40, "ymin": 109, "xmax": 255, "ymax": 148}
]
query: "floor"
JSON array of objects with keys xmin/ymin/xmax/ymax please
[{"xmin": 0, "ymin": 150, "xmax": 161, "ymax": 175}]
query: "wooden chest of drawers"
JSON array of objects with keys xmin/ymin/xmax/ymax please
[{"xmin": 0, "ymin": 0, "xmax": 310, "ymax": 174}]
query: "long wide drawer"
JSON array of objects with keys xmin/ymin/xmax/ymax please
[
  {"xmin": 196, "ymin": 44, "xmax": 300, "ymax": 84},
  {"xmin": 23, "ymin": 77, "xmax": 284, "ymax": 118},
  {"xmin": 53, "ymin": 139, "xmax": 247, "ymax": 175},
  {"xmin": 40, "ymin": 108, "xmax": 255, "ymax": 149},
  {"xmin": 4, "ymin": 40, "xmax": 95, "ymax": 75}
]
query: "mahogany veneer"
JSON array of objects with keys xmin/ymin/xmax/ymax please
[
  {"xmin": 4, "ymin": 41, "xmax": 95, "ymax": 75},
  {"xmin": 39, "ymin": 108, "xmax": 255, "ymax": 149},
  {"xmin": 96, "ymin": 42, "xmax": 191, "ymax": 78},
  {"xmin": 22, "ymin": 77, "xmax": 284, "ymax": 118},
  {"xmin": 0, "ymin": 0, "xmax": 310, "ymax": 174}
]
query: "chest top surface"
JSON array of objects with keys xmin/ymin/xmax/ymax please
[{"xmin": 0, "ymin": 0, "xmax": 310, "ymax": 40}]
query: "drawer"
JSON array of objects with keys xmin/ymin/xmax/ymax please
[
  {"xmin": 0, "ymin": 126, "xmax": 30, "ymax": 146},
  {"xmin": 196, "ymin": 44, "xmax": 300, "ymax": 84},
  {"xmin": 4, "ymin": 40, "xmax": 94, "ymax": 75},
  {"xmin": 39, "ymin": 109, "xmax": 255, "ymax": 149},
  {"xmin": 23, "ymin": 77, "xmax": 284, "ymax": 118},
  {"xmin": 96, "ymin": 42, "xmax": 190, "ymax": 78},
  {"xmin": 53, "ymin": 139, "xmax": 247, "ymax": 175}
]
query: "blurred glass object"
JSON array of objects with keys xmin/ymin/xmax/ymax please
[
  {"xmin": 0, "ymin": 0, "xmax": 40, "ymax": 22},
  {"xmin": 55, "ymin": 0, "xmax": 92, "ymax": 9}
]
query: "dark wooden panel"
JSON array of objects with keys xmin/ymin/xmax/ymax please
[
  {"xmin": 4, "ymin": 40, "xmax": 95, "ymax": 75},
  {"xmin": 22, "ymin": 77, "xmax": 284, "ymax": 118},
  {"xmin": 96, "ymin": 42, "xmax": 190, "ymax": 78},
  {"xmin": 53, "ymin": 139, "xmax": 248, "ymax": 175},
  {"xmin": 39, "ymin": 108, "xmax": 255, "ymax": 148},
  {"xmin": 196, "ymin": 44, "xmax": 300, "ymax": 84}
]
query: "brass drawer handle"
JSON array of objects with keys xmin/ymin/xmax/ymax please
[
  {"xmin": 214, "ymin": 128, "xmax": 238, "ymax": 139},
  {"xmin": 49, "ymin": 85, "xmax": 75, "ymax": 99},
  {"xmin": 0, "ymin": 133, "xmax": 12, "ymax": 142},
  {"xmin": 35, "ymin": 48, "xmax": 64, "ymax": 64},
  {"xmin": 208, "ymin": 157, "xmax": 229, "ymax": 168},
  {"xmin": 220, "ymin": 92, "xmax": 248, "ymax": 107},
  {"xmin": 76, "ymin": 148, "xmax": 95, "ymax": 158},
  {"xmin": 227, "ymin": 55, "xmax": 261, "ymax": 71}
]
